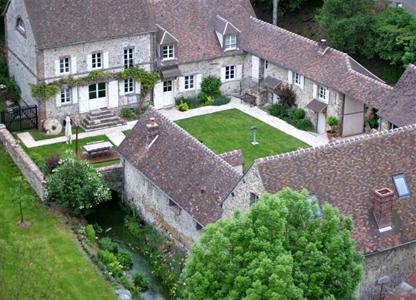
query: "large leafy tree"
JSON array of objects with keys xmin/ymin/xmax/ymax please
[
  {"xmin": 181, "ymin": 188, "xmax": 363, "ymax": 300},
  {"xmin": 45, "ymin": 158, "xmax": 111, "ymax": 215},
  {"xmin": 316, "ymin": 0, "xmax": 376, "ymax": 58}
]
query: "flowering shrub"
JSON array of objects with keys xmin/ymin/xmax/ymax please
[{"xmin": 45, "ymin": 158, "xmax": 111, "ymax": 215}]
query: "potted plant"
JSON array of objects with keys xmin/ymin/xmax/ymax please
[{"xmin": 326, "ymin": 116, "xmax": 338, "ymax": 140}]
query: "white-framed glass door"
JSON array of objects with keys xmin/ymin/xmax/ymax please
[{"xmin": 89, "ymin": 82, "xmax": 108, "ymax": 110}]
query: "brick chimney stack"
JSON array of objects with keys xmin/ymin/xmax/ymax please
[
  {"xmin": 146, "ymin": 117, "xmax": 160, "ymax": 147},
  {"xmin": 372, "ymin": 188, "xmax": 394, "ymax": 231}
]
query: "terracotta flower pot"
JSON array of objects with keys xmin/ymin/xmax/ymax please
[{"xmin": 326, "ymin": 130, "xmax": 337, "ymax": 140}]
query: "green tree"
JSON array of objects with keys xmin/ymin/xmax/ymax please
[
  {"xmin": 181, "ymin": 188, "xmax": 363, "ymax": 300},
  {"xmin": 11, "ymin": 176, "xmax": 34, "ymax": 227},
  {"xmin": 45, "ymin": 158, "xmax": 111, "ymax": 215},
  {"xmin": 373, "ymin": 8, "xmax": 416, "ymax": 66},
  {"xmin": 316, "ymin": 0, "xmax": 376, "ymax": 57}
]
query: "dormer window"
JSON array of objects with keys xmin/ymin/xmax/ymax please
[
  {"xmin": 224, "ymin": 35, "xmax": 237, "ymax": 50},
  {"xmin": 16, "ymin": 17, "xmax": 26, "ymax": 36},
  {"xmin": 162, "ymin": 45, "xmax": 175, "ymax": 60}
]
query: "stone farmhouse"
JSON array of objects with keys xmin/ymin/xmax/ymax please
[{"xmin": 6, "ymin": 0, "xmax": 413, "ymax": 135}]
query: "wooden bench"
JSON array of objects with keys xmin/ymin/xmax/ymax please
[{"xmin": 82, "ymin": 141, "xmax": 113, "ymax": 158}]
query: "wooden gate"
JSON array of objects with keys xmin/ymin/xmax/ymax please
[{"xmin": 0, "ymin": 105, "xmax": 38, "ymax": 132}]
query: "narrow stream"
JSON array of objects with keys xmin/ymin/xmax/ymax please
[{"xmin": 86, "ymin": 199, "xmax": 168, "ymax": 300}]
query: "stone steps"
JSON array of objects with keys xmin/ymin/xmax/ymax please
[{"xmin": 81, "ymin": 109, "xmax": 125, "ymax": 131}]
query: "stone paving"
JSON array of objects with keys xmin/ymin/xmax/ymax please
[{"xmin": 17, "ymin": 97, "xmax": 328, "ymax": 149}]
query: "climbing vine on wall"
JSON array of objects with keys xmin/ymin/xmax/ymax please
[{"xmin": 31, "ymin": 67, "xmax": 160, "ymax": 101}]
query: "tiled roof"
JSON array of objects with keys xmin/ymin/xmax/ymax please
[
  {"xmin": 387, "ymin": 271, "xmax": 416, "ymax": 300},
  {"xmin": 242, "ymin": 17, "xmax": 394, "ymax": 108},
  {"xmin": 219, "ymin": 150, "xmax": 245, "ymax": 167},
  {"xmin": 24, "ymin": 0, "xmax": 155, "ymax": 49},
  {"xmin": 252, "ymin": 125, "xmax": 416, "ymax": 255},
  {"xmin": 118, "ymin": 108, "xmax": 241, "ymax": 226},
  {"xmin": 150, "ymin": 0, "xmax": 255, "ymax": 66},
  {"xmin": 378, "ymin": 64, "xmax": 416, "ymax": 127}
]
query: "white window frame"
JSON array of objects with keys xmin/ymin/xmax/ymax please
[
  {"xmin": 163, "ymin": 80, "xmax": 173, "ymax": 92},
  {"xmin": 124, "ymin": 78, "xmax": 134, "ymax": 94},
  {"xmin": 184, "ymin": 75, "xmax": 195, "ymax": 90},
  {"xmin": 89, "ymin": 82, "xmax": 106, "ymax": 99},
  {"xmin": 225, "ymin": 65, "xmax": 236, "ymax": 81},
  {"xmin": 392, "ymin": 174, "xmax": 410, "ymax": 199},
  {"xmin": 91, "ymin": 52, "xmax": 103, "ymax": 69},
  {"xmin": 162, "ymin": 45, "xmax": 175, "ymax": 60},
  {"xmin": 59, "ymin": 57, "xmax": 71, "ymax": 74},
  {"xmin": 318, "ymin": 85, "xmax": 329, "ymax": 102},
  {"xmin": 124, "ymin": 48, "xmax": 134, "ymax": 69},
  {"xmin": 224, "ymin": 35, "xmax": 237, "ymax": 50},
  {"xmin": 294, "ymin": 72, "xmax": 303, "ymax": 87},
  {"xmin": 60, "ymin": 86, "xmax": 71, "ymax": 105}
]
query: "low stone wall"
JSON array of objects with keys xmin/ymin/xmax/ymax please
[
  {"xmin": 97, "ymin": 164, "xmax": 123, "ymax": 194},
  {"xmin": 0, "ymin": 125, "xmax": 45, "ymax": 199}
]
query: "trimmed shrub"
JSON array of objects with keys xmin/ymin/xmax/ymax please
[
  {"xmin": 201, "ymin": 76, "xmax": 221, "ymax": 96},
  {"xmin": 288, "ymin": 108, "xmax": 306, "ymax": 120},
  {"xmin": 121, "ymin": 107, "xmax": 136, "ymax": 120},
  {"xmin": 213, "ymin": 95, "xmax": 230, "ymax": 106},
  {"xmin": 176, "ymin": 101, "xmax": 189, "ymax": 112},
  {"xmin": 288, "ymin": 119, "xmax": 314, "ymax": 131},
  {"xmin": 117, "ymin": 249, "xmax": 133, "ymax": 270},
  {"xmin": 99, "ymin": 237, "xmax": 119, "ymax": 254},
  {"xmin": 133, "ymin": 272, "xmax": 149, "ymax": 291},
  {"xmin": 268, "ymin": 104, "xmax": 288, "ymax": 118},
  {"xmin": 85, "ymin": 224, "xmax": 96, "ymax": 244},
  {"xmin": 45, "ymin": 154, "xmax": 60, "ymax": 174}
]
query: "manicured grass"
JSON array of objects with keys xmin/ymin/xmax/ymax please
[
  {"xmin": 122, "ymin": 130, "xmax": 131, "ymax": 137},
  {"xmin": 0, "ymin": 145, "xmax": 115, "ymax": 299},
  {"xmin": 176, "ymin": 109, "xmax": 308, "ymax": 168},
  {"xmin": 25, "ymin": 135, "xmax": 117, "ymax": 170},
  {"xmin": 29, "ymin": 127, "xmax": 86, "ymax": 141}
]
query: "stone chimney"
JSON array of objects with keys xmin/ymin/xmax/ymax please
[
  {"xmin": 372, "ymin": 188, "xmax": 394, "ymax": 231},
  {"xmin": 318, "ymin": 39, "xmax": 329, "ymax": 55},
  {"xmin": 146, "ymin": 117, "xmax": 160, "ymax": 148}
]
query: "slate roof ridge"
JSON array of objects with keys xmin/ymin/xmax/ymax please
[
  {"xmin": 150, "ymin": 108, "xmax": 242, "ymax": 177},
  {"xmin": 249, "ymin": 16, "xmax": 317, "ymax": 46},
  {"xmin": 254, "ymin": 124, "xmax": 416, "ymax": 165},
  {"xmin": 219, "ymin": 149, "xmax": 243, "ymax": 157}
]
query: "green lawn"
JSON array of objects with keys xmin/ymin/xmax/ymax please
[
  {"xmin": 25, "ymin": 135, "xmax": 117, "ymax": 171},
  {"xmin": 28, "ymin": 127, "xmax": 86, "ymax": 141},
  {"xmin": 0, "ymin": 145, "xmax": 115, "ymax": 299},
  {"xmin": 176, "ymin": 109, "xmax": 308, "ymax": 168}
]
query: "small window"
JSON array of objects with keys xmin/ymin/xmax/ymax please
[
  {"xmin": 196, "ymin": 222, "xmax": 203, "ymax": 231},
  {"xmin": 163, "ymin": 80, "xmax": 172, "ymax": 92},
  {"xmin": 60, "ymin": 57, "xmax": 70, "ymax": 74},
  {"xmin": 225, "ymin": 65, "xmax": 236, "ymax": 80},
  {"xmin": 184, "ymin": 75, "xmax": 194, "ymax": 90},
  {"xmin": 124, "ymin": 48, "xmax": 134, "ymax": 69},
  {"xmin": 224, "ymin": 35, "xmax": 237, "ymax": 50},
  {"xmin": 89, "ymin": 82, "xmax": 106, "ymax": 99},
  {"xmin": 392, "ymin": 174, "xmax": 410, "ymax": 199},
  {"xmin": 169, "ymin": 199, "xmax": 178, "ymax": 207},
  {"xmin": 60, "ymin": 87, "xmax": 71, "ymax": 104},
  {"xmin": 318, "ymin": 86, "xmax": 328, "ymax": 102},
  {"xmin": 294, "ymin": 72, "xmax": 303, "ymax": 87},
  {"xmin": 265, "ymin": 60, "xmax": 269, "ymax": 70},
  {"xmin": 306, "ymin": 194, "xmax": 322, "ymax": 219},
  {"xmin": 162, "ymin": 45, "xmax": 175, "ymax": 60},
  {"xmin": 124, "ymin": 78, "xmax": 134, "ymax": 94},
  {"xmin": 250, "ymin": 193, "xmax": 258, "ymax": 205},
  {"xmin": 16, "ymin": 17, "xmax": 26, "ymax": 35},
  {"xmin": 91, "ymin": 52, "xmax": 102, "ymax": 69}
]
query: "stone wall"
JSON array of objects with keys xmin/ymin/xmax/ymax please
[
  {"xmin": 122, "ymin": 158, "xmax": 201, "ymax": 248},
  {"xmin": 97, "ymin": 164, "xmax": 123, "ymax": 194},
  {"xmin": 360, "ymin": 242, "xmax": 416, "ymax": 299},
  {"xmin": 0, "ymin": 126, "xmax": 45, "ymax": 199}
]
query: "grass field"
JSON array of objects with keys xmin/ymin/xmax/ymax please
[
  {"xmin": 29, "ymin": 127, "xmax": 86, "ymax": 141},
  {"xmin": 176, "ymin": 109, "xmax": 308, "ymax": 168},
  {"xmin": 0, "ymin": 145, "xmax": 115, "ymax": 299}
]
